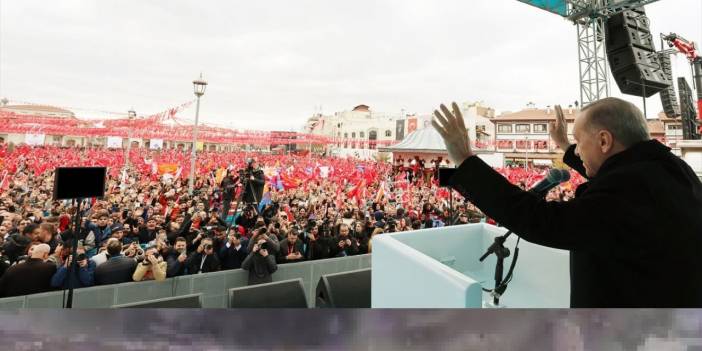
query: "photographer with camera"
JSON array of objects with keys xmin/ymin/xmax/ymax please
[
  {"xmin": 242, "ymin": 235, "xmax": 277, "ymax": 285},
  {"xmin": 239, "ymin": 158, "xmax": 265, "ymax": 208},
  {"xmin": 186, "ymin": 237, "xmax": 220, "ymax": 274},
  {"xmin": 234, "ymin": 205, "xmax": 257, "ymax": 234},
  {"xmin": 132, "ymin": 245, "xmax": 167, "ymax": 282},
  {"xmin": 247, "ymin": 227, "xmax": 279, "ymax": 256},
  {"xmin": 50, "ymin": 244, "xmax": 95, "ymax": 289}
]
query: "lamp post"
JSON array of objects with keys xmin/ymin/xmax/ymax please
[
  {"xmin": 125, "ymin": 109, "xmax": 136, "ymax": 170},
  {"xmin": 524, "ymin": 135, "xmax": 529, "ymax": 170},
  {"xmin": 189, "ymin": 74, "xmax": 208, "ymax": 195}
]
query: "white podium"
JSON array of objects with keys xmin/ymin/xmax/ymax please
[{"xmin": 371, "ymin": 223, "xmax": 570, "ymax": 308}]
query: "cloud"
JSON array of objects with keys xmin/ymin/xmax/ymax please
[{"xmin": 0, "ymin": 0, "xmax": 699, "ymax": 130}]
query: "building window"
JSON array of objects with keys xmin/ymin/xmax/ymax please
[
  {"xmin": 497, "ymin": 124, "xmax": 512, "ymax": 133},
  {"xmin": 533, "ymin": 124, "xmax": 547, "ymax": 133},
  {"xmin": 351, "ymin": 132, "xmax": 356, "ymax": 138},
  {"xmin": 516, "ymin": 140, "xmax": 531, "ymax": 149},
  {"xmin": 496, "ymin": 140, "xmax": 514, "ymax": 150},
  {"xmin": 667, "ymin": 124, "xmax": 681, "ymax": 130},
  {"xmin": 385, "ymin": 130, "xmax": 392, "ymax": 137},
  {"xmin": 344, "ymin": 133, "xmax": 348, "ymax": 139},
  {"xmin": 516, "ymin": 124, "xmax": 530, "ymax": 133},
  {"xmin": 360, "ymin": 131, "xmax": 365, "ymax": 138},
  {"xmin": 534, "ymin": 140, "xmax": 548, "ymax": 150},
  {"xmin": 369, "ymin": 130, "xmax": 378, "ymax": 149}
]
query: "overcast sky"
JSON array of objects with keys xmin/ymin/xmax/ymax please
[{"xmin": 0, "ymin": 0, "xmax": 700, "ymax": 131}]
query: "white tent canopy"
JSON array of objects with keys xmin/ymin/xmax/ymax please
[{"xmin": 379, "ymin": 127, "xmax": 447, "ymax": 153}]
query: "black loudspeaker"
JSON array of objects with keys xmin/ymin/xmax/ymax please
[
  {"xmin": 315, "ymin": 268, "xmax": 371, "ymax": 308},
  {"xmin": 658, "ymin": 53, "xmax": 680, "ymax": 117},
  {"xmin": 438, "ymin": 167, "xmax": 457, "ymax": 187},
  {"xmin": 53, "ymin": 167, "xmax": 107, "ymax": 200},
  {"xmin": 111, "ymin": 293, "xmax": 203, "ymax": 308},
  {"xmin": 605, "ymin": 8, "xmax": 669, "ymax": 97},
  {"xmin": 228, "ymin": 278, "xmax": 308, "ymax": 308},
  {"xmin": 678, "ymin": 78, "xmax": 701, "ymax": 140}
]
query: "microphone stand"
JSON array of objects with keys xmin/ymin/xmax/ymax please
[
  {"xmin": 479, "ymin": 229, "xmax": 523, "ymax": 307},
  {"xmin": 478, "ymin": 169, "xmax": 567, "ymax": 306}
]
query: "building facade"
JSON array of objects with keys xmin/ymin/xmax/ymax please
[
  {"xmin": 492, "ymin": 105, "xmax": 681, "ymax": 167},
  {"xmin": 305, "ymin": 102, "xmax": 496, "ymax": 159},
  {"xmin": 492, "ymin": 105, "xmax": 578, "ymax": 167}
]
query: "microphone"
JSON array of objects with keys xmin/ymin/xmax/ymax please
[{"xmin": 529, "ymin": 168, "xmax": 571, "ymax": 197}]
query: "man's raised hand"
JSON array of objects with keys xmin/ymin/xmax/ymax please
[{"xmin": 432, "ymin": 102, "xmax": 474, "ymax": 166}]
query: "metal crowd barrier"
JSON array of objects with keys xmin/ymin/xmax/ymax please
[{"xmin": 0, "ymin": 254, "xmax": 371, "ymax": 308}]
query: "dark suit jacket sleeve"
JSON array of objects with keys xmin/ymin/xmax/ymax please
[
  {"xmin": 449, "ymin": 155, "xmax": 624, "ymax": 251},
  {"xmin": 209, "ymin": 255, "xmax": 221, "ymax": 272},
  {"xmin": 563, "ymin": 144, "xmax": 589, "ymax": 179}
]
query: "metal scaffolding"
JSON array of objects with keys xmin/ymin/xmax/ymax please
[
  {"xmin": 576, "ymin": 13, "xmax": 610, "ymax": 107},
  {"xmin": 567, "ymin": 0, "xmax": 663, "ymax": 106}
]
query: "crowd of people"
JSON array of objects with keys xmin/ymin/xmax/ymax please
[{"xmin": 0, "ymin": 143, "xmax": 584, "ymax": 297}]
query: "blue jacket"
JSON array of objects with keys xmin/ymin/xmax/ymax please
[
  {"xmin": 50, "ymin": 260, "xmax": 96, "ymax": 289},
  {"xmin": 85, "ymin": 221, "xmax": 112, "ymax": 247}
]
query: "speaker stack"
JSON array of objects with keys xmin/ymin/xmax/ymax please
[
  {"xmin": 605, "ymin": 7, "xmax": 670, "ymax": 97},
  {"xmin": 658, "ymin": 53, "xmax": 681, "ymax": 117}
]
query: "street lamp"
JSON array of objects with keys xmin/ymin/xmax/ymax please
[
  {"xmin": 189, "ymin": 74, "xmax": 208, "ymax": 195},
  {"xmin": 125, "ymin": 108, "xmax": 136, "ymax": 169},
  {"xmin": 524, "ymin": 135, "xmax": 529, "ymax": 170}
]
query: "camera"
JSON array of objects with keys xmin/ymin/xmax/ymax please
[{"xmin": 258, "ymin": 241, "xmax": 268, "ymax": 252}]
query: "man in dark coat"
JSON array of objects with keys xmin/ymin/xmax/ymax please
[
  {"xmin": 276, "ymin": 229, "xmax": 304, "ymax": 264},
  {"xmin": 218, "ymin": 233, "xmax": 248, "ymax": 270},
  {"xmin": 329, "ymin": 224, "xmax": 359, "ymax": 257},
  {"xmin": 0, "ymin": 243, "xmax": 56, "ymax": 297},
  {"xmin": 138, "ymin": 218, "xmax": 159, "ymax": 244},
  {"xmin": 220, "ymin": 170, "xmax": 237, "ymax": 218},
  {"xmin": 433, "ymin": 98, "xmax": 702, "ymax": 307},
  {"xmin": 303, "ymin": 225, "xmax": 330, "ymax": 260},
  {"xmin": 165, "ymin": 237, "xmax": 189, "ymax": 277},
  {"xmin": 242, "ymin": 159, "xmax": 265, "ymax": 206},
  {"xmin": 242, "ymin": 236, "xmax": 277, "ymax": 285},
  {"xmin": 94, "ymin": 240, "xmax": 137, "ymax": 285},
  {"xmin": 186, "ymin": 237, "xmax": 221, "ymax": 274}
]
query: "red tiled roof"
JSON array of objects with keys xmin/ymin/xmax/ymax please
[
  {"xmin": 2, "ymin": 105, "xmax": 74, "ymax": 114},
  {"xmin": 493, "ymin": 108, "xmax": 579, "ymax": 121}
]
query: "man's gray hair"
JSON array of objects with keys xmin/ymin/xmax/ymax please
[
  {"xmin": 31, "ymin": 243, "xmax": 51, "ymax": 258},
  {"xmin": 582, "ymin": 97, "xmax": 650, "ymax": 147}
]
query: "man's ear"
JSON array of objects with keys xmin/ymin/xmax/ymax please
[{"xmin": 598, "ymin": 130, "xmax": 615, "ymax": 154}]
